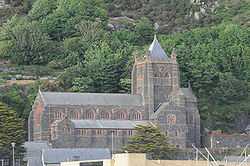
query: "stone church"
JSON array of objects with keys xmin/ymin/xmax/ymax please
[{"xmin": 28, "ymin": 36, "xmax": 200, "ymax": 150}]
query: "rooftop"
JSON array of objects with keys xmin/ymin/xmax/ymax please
[
  {"xmin": 40, "ymin": 91, "xmax": 142, "ymax": 106},
  {"xmin": 71, "ymin": 120, "xmax": 150, "ymax": 129},
  {"xmin": 42, "ymin": 148, "xmax": 111, "ymax": 164},
  {"xmin": 148, "ymin": 35, "xmax": 168, "ymax": 61}
]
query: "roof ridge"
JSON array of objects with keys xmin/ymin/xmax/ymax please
[
  {"xmin": 41, "ymin": 91, "xmax": 140, "ymax": 96},
  {"xmin": 40, "ymin": 91, "xmax": 143, "ymax": 106}
]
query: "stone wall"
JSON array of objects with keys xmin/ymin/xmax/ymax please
[
  {"xmin": 31, "ymin": 99, "xmax": 145, "ymax": 142},
  {"xmin": 205, "ymin": 131, "xmax": 250, "ymax": 148},
  {"xmin": 51, "ymin": 118, "xmax": 135, "ymax": 151}
]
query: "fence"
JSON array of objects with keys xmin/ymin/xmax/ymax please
[{"xmin": 0, "ymin": 158, "xmax": 21, "ymax": 166}]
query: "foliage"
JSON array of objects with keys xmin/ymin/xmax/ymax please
[
  {"xmin": 39, "ymin": 0, "xmax": 108, "ymax": 40},
  {"xmin": 123, "ymin": 125, "xmax": 175, "ymax": 160},
  {"xmin": 214, "ymin": 0, "xmax": 250, "ymax": 27},
  {"xmin": 1, "ymin": 0, "xmax": 250, "ymax": 134},
  {"xmin": 28, "ymin": 0, "xmax": 57, "ymax": 20},
  {"xmin": 160, "ymin": 23, "xmax": 250, "ymax": 131},
  {"xmin": 0, "ymin": 84, "xmax": 39, "ymax": 119},
  {"xmin": 62, "ymin": 21, "xmax": 106, "ymax": 66},
  {"xmin": 1, "ymin": 18, "xmax": 55, "ymax": 65},
  {"xmin": 72, "ymin": 41, "xmax": 132, "ymax": 93},
  {"xmin": 0, "ymin": 102, "xmax": 25, "ymax": 157},
  {"xmin": 134, "ymin": 17, "xmax": 154, "ymax": 45}
]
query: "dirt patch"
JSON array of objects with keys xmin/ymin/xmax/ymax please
[{"xmin": 6, "ymin": 80, "xmax": 35, "ymax": 86}]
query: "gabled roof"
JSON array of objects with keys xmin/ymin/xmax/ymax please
[
  {"xmin": 148, "ymin": 35, "xmax": 168, "ymax": 60},
  {"xmin": 42, "ymin": 148, "xmax": 111, "ymax": 164},
  {"xmin": 71, "ymin": 120, "xmax": 150, "ymax": 129},
  {"xmin": 40, "ymin": 92, "xmax": 142, "ymax": 106}
]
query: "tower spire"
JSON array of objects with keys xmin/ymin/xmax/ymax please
[
  {"xmin": 148, "ymin": 35, "xmax": 167, "ymax": 60},
  {"xmin": 171, "ymin": 48, "xmax": 177, "ymax": 61}
]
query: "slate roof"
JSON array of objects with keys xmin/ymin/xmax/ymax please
[
  {"xmin": 148, "ymin": 35, "xmax": 168, "ymax": 60},
  {"xmin": 72, "ymin": 120, "xmax": 150, "ymax": 129},
  {"xmin": 42, "ymin": 148, "xmax": 111, "ymax": 164},
  {"xmin": 40, "ymin": 91, "xmax": 142, "ymax": 106}
]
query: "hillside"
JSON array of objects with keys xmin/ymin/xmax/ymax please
[{"xmin": 0, "ymin": 0, "xmax": 250, "ymax": 145}]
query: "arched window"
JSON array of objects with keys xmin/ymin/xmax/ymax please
[
  {"xmin": 117, "ymin": 111, "xmax": 126, "ymax": 119},
  {"xmin": 79, "ymin": 129, "xmax": 87, "ymax": 136},
  {"xmin": 63, "ymin": 127, "xmax": 71, "ymax": 134},
  {"xmin": 86, "ymin": 111, "xmax": 94, "ymax": 119},
  {"xmin": 75, "ymin": 111, "xmax": 81, "ymax": 119},
  {"xmin": 70, "ymin": 112, "xmax": 75, "ymax": 119},
  {"xmin": 100, "ymin": 111, "xmax": 110, "ymax": 119},
  {"xmin": 96, "ymin": 129, "xmax": 103, "ymax": 136},
  {"xmin": 128, "ymin": 130, "xmax": 133, "ymax": 136},
  {"xmin": 112, "ymin": 130, "xmax": 118, "ymax": 136},
  {"xmin": 133, "ymin": 112, "xmax": 142, "ymax": 120},
  {"xmin": 55, "ymin": 112, "xmax": 63, "ymax": 120},
  {"xmin": 165, "ymin": 72, "xmax": 171, "ymax": 79}
]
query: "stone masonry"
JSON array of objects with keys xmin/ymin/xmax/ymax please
[{"xmin": 28, "ymin": 35, "xmax": 201, "ymax": 150}]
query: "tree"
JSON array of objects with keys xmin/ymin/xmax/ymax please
[
  {"xmin": 134, "ymin": 17, "xmax": 154, "ymax": 45},
  {"xmin": 62, "ymin": 21, "xmax": 106, "ymax": 66},
  {"xmin": 40, "ymin": 0, "xmax": 108, "ymax": 40},
  {"xmin": 72, "ymin": 41, "xmax": 131, "ymax": 93},
  {"xmin": 0, "ymin": 102, "xmax": 25, "ymax": 157},
  {"xmin": 1, "ymin": 19, "xmax": 54, "ymax": 65},
  {"xmin": 123, "ymin": 125, "xmax": 175, "ymax": 160},
  {"xmin": 160, "ymin": 23, "xmax": 250, "ymax": 131},
  {"xmin": 28, "ymin": 0, "xmax": 57, "ymax": 20},
  {"xmin": 0, "ymin": 84, "xmax": 38, "ymax": 119}
]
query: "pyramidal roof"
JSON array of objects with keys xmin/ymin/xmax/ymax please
[{"xmin": 148, "ymin": 35, "xmax": 168, "ymax": 60}]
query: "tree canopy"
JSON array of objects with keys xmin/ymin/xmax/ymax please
[
  {"xmin": 123, "ymin": 125, "xmax": 175, "ymax": 160},
  {"xmin": 0, "ymin": 102, "xmax": 25, "ymax": 157},
  {"xmin": 160, "ymin": 23, "xmax": 250, "ymax": 131}
]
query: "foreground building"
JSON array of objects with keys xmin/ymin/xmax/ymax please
[
  {"xmin": 61, "ymin": 153, "xmax": 250, "ymax": 166},
  {"xmin": 23, "ymin": 141, "xmax": 111, "ymax": 166},
  {"xmin": 28, "ymin": 35, "xmax": 201, "ymax": 150}
]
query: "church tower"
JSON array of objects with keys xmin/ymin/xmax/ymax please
[
  {"xmin": 132, "ymin": 36, "xmax": 200, "ymax": 148},
  {"xmin": 131, "ymin": 35, "xmax": 180, "ymax": 119}
]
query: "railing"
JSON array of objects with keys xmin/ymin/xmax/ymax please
[{"xmin": 0, "ymin": 158, "xmax": 21, "ymax": 166}]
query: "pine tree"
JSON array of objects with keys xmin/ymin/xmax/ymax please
[
  {"xmin": 0, "ymin": 102, "xmax": 25, "ymax": 157},
  {"xmin": 123, "ymin": 125, "xmax": 175, "ymax": 160}
]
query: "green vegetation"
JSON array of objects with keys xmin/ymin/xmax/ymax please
[
  {"xmin": 0, "ymin": 102, "xmax": 25, "ymax": 156},
  {"xmin": 160, "ymin": 23, "xmax": 250, "ymax": 131},
  {"xmin": 0, "ymin": 0, "xmax": 250, "ymax": 150},
  {"xmin": 0, "ymin": 84, "xmax": 38, "ymax": 119},
  {"xmin": 123, "ymin": 125, "xmax": 175, "ymax": 159}
]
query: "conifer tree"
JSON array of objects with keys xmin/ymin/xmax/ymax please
[
  {"xmin": 0, "ymin": 102, "xmax": 25, "ymax": 157},
  {"xmin": 123, "ymin": 125, "xmax": 175, "ymax": 160}
]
